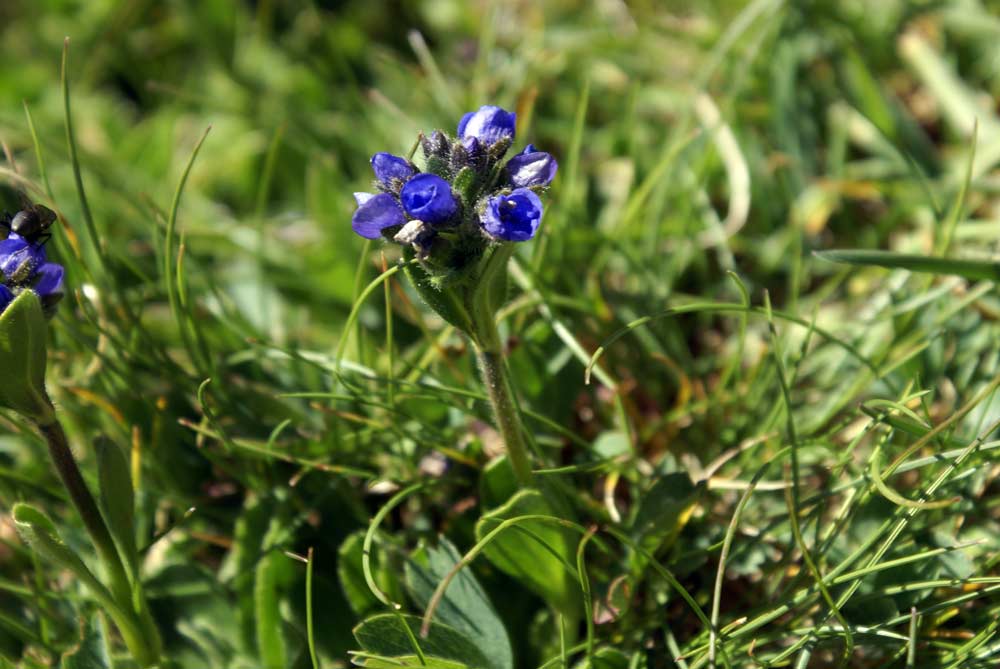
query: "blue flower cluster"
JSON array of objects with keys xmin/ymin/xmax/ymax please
[
  {"xmin": 351, "ymin": 105, "xmax": 557, "ymax": 257},
  {"xmin": 0, "ymin": 218, "xmax": 64, "ymax": 318}
]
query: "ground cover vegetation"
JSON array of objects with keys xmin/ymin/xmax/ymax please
[{"xmin": 1, "ymin": 1, "xmax": 1000, "ymax": 667}]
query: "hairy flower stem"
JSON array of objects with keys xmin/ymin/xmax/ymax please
[
  {"xmin": 36, "ymin": 418, "xmax": 161, "ymax": 667},
  {"xmin": 474, "ymin": 332, "xmax": 534, "ymax": 488}
]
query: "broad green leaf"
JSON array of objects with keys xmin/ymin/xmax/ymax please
[
  {"xmin": 222, "ymin": 493, "xmax": 273, "ymax": 653},
  {"xmin": 62, "ymin": 617, "xmax": 111, "ymax": 669},
  {"xmin": 405, "ymin": 537, "xmax": 512, "ymax": 669},
  {"xmin": 0, "ymin": 291, "xmax": 53, "ymax": 423},
  {"xmin": 254, "ymin": 515, "xmax": 290, "ymax": 669},
  {"xmin": 353, "ymin": 613, "xmax": 488, "ymax": 668},
  {"xmin": 11, "ymin": 503, "xmax": 114, "ymax": 611},
  {"xmin": 403, "ymin": 258, "xmax": 473, "ymax": 334},
  {"xmin": 480, "ymin": 456, "xmax": 517, "ymax": 510},
  {"xmin": 95, "ymin": 437, "xmax": 138, "ymax": 579},
  {"xmin": 475, "ymin": 488, "xmax": 579, "ymax": 616},
  {"xmin": 629, "ymin": 473, "xmax": 702, "ymax": 571}
]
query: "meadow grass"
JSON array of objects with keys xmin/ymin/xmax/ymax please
[{"xmin": 1, "ymin": 1, "xmax": 1000, "ymax": 667}]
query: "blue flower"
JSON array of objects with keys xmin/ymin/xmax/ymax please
[
  {"xmin": 371, "ymin": 152, "xmax": 415, "ymax": 186},
  {"xmin": 401, "ymin": 174, "xmax": 458, "ymax": 225},
  {"xmin": 0, "ymin": 235, "xmax": 46, "ymax": 283},
  {"xmin": 0, "ymin": 234, "xmax": 65, "ymax": 317},
  {"xmin": 457, "ymin": 105, "xmax": 516, "ymax": 147},
  {"xmin": 504, "ymin": 144, "xmax": 558, "ymax": 188},
  {"xmin": 480, "ymin": 188, "xmax": 544, "ymax": 242},
  {"xmin": 33, "ymin": 263, "xmax": 64, "ymax": 299},
  {"xmin": 351, "ymin": 193, "xmax": 406, "ymax": 239},
  {"xmin": 0, "ymin": 284, "xmax": 11, "ymax": 315}
]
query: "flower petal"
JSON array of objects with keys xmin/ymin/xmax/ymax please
[
  {"xmin": 32, "ymin": 263, "xmax": 64, "ymax": 298},
  {"xmin": 0, "ymin": 237, "xmax": 45, "ymax": 280},
  {"xmin": 400, "ymin": 174, "xmax": 458, "ymax": 225},
  {"xmin": 505, "ymin": 147, "xmax": 558, "ymax": 188},
  {"xmin": 370, "ymin": 152, "xmax": 415, "ymax": 185},
  {"xmin": 354, "ymin": 192, "xmax": 376, "ymax": 206},
  {"xmin": 456, "ymin": 105, "xmax": 516, "ymax": 146},
  {"xmin": 351, "ymin": 193, "xmax": 406, "ymax": 239}
]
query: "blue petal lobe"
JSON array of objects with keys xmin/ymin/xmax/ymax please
[
  {"xmin": 33, "ymin": 263, "xmax": 64, "ymax": 297},
  {"xmin": 351, "ymin": 193, "xmax": 406, "ymax": 239}
]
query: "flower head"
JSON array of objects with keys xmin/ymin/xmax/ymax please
[
  {"xmin": 481, "ymin": 189, "xmax": 544, "ymax": 242},
  {"xmin": 457, "ymin": 105, "xmax": 516, "ymax": 147},
  {"xmin": 349, "ymin": 104, "xmax": 555, "ymax": 276},
  {"xmin": 400, "ymin": 174, "xmax": 458, "ymax": 225},
  {"xmin": 371, "ymin": 152, "xmax": 415, "ymax": 186},
  {"xmin": 505, "ymin": 144, "xmax": 558, "ymax": 188}
]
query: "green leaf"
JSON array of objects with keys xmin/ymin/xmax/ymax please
[
  {"xmin": 94, "ymin": 437, "xmax": 138, "ymax": 580},
  {"xmin": 405, "ymin": 537, "xmax": 512, "ymax": 669},
  {"xmin": 62, "ymin": 616, "xmax": 111, "ymax": 669},
  {"xmin": 254, "ymin": 516, "xmax": 289, "ymax": 669},
  {"xmin": 357, "ymin": 656, "xmax": 468, "ymax": 668},
  {"xmin": 353, "ymin": 613, "xmax": 488, "ymax": 668},
  {"xmin": 629, "ymin": 473, "xmax": 702, "ymax": 571},
  {"xmin": 475, "ymin": 489, "xmax": 580, "ymax": 616},
  {"xmin": 480, "ymin": 456, "xmax": 518, "ymax": 510},
  {"xmin": 403, "ymin": 260, "xmax": 473, "ymax": 333},
  {"xmin": 573, "ymin": 647, "xmax": 631, "ymax": 669},
  {"xmin": 0, "ymin": 291, "xmax": 53, "ymax": 423},
  {"xmin": 12, "ymin": 504, "xmax": 119, "ymax": 616},
  {"xmin": 815, "ymin": 250, "xmax": 1000, "ymax": 282},
  {"xmin": 451, "ymin": 166, "xmax": 477, "ymax": 206}
]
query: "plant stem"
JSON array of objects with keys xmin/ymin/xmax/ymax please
[
  {"xmin": 37, "ymin": 418, "xmax": 161, "ymax": 667},
  {"xmin": 474, "ymin": 328, "xmax": 534, "ymax": 488}
]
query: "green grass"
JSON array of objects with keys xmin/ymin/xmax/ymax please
[{"xmin": 2, "ymin": 0, "xmax": 1000, "ymax": 667}]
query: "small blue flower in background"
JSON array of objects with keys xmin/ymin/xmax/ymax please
[
  {"xmin": 351, "ymin": 193, "xmax": 406, "ymax": 239},
  {"xmin": 400, "ymin": 174, "xmax": 458, "ymax": 224},
  {"xmin": 481, "ymin": 189, "xmax": 544, "ymax": 242},
  {"xmin": 371, "ymin": 152, "xmax": 415, "ymax": 186},
  {"xmin": 504, "ymin": 144, "xmax": 558, "ymax": 188},
  {"xmin": 458, "ymin": 105, "xmax": 516, "ymax": 147},
  {"xmin": 0, "ymin": 232, "xmax": 64, "ymax": 317}
]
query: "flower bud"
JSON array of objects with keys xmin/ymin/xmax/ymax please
[
  {"xmin": 480, "ymin": 189, "xmax": 544, "ymax": 242},
  {"xmin": 400, "ymin": 174, "xmax": 459, "ymax": 225},
  {"xmin": 370, "ymin": 152, "xmax": 415, "ymax": 187},
  {"xmin": 504, "ymin": 144, "xmax": 558, "ymax": 188},
  {"xmin": 458, "ymin": 105, "xmax": 516, "ymax": 148}
]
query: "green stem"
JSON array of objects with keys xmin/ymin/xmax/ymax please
[
  {"xmin": 37, "ymin": 418, "xmax": 161, "ymax": 667},
  {"xmin": 474, "ymin": 327, "xmax": 534, "ymax": 488}
]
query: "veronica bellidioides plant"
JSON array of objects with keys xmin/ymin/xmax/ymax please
[
  {"xmin": 0, "ymin": 203, "xmax": 162, "ymax": 667},
  {"xmin": 351, "ymin": 105, "xmax": 557, "ymax": 487}
]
